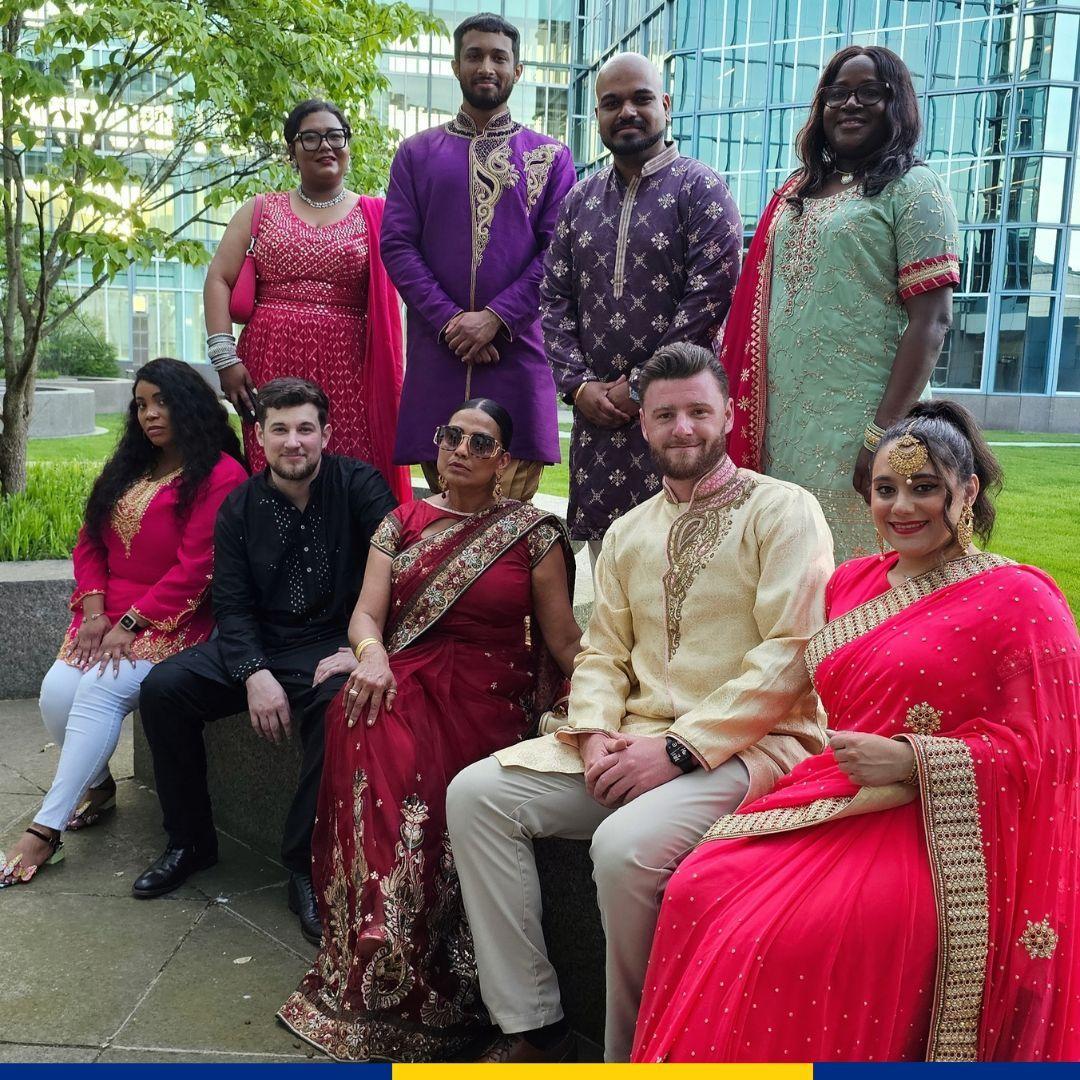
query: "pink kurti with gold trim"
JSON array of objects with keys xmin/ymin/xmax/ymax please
[{"xmin": 61, "ymin": 453, "xmax": 248, "ymax": 664}]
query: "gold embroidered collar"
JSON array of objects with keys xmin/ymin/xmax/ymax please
[
  {"xmin": 662, "ymin": 454, "xmax": 739, "ymax": 505},
  {"xmin": 446, "ymin": 108, "xmax": 519, "ymax": 140}
]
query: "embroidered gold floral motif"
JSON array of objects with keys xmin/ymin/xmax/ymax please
[
  {"xmin": 371, "ymin": 514, "xmax": 403, "ymax": 557},
  {"xmin": 907, "ymin": 733, "xmax": 989, "ymax": 1062},
  {"xmin": 701, "ymin": 795, "xmax": 855, "ymax": 841},
  {"xmin": 806, "ymin": 553, "xmax": 1012, "ymax": 681},
  {"xmin": 523, "ymin": 144, "xmax": 561, "ymax": 211},
  {"xmin": 664, "ymin": 473, "xmax": 755, "ymax": 659},
  {"xmin": 111, "ymin": 468, "xmax": 183, "ymax": 557},
  {"xmin": 526, "ymin": 522, "xmax": 560, "ymax": 566},
  {"xmin": 905, "ymin": 701, "xmax": 943, "ymax": 736},
  {"xmin": 1018, "ymin": 917, "xmax": 1059, "ymax": 959}
]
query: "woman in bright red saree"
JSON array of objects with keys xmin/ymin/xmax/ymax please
[
  {"xmin": 279, "ymin": 399, "xmax": 581, "ymax": 1061},
  {"xmin": 633, "ymin": 401, "xmax": 1080, "ymax": 1062}
]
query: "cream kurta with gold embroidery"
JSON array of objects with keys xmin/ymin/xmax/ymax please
[{"xmin": 495, "ymin": 461, "xmax": 834, "ymax": 802}]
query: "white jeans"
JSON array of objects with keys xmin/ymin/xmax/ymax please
[{"xmin": 35, "ymin": 658, "xmax": 154, "ymax": 831}]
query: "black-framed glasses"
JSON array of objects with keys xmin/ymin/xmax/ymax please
[
  {"xmin": 820, "ymin": 81, "xmax": 891, "ymax": 108},
  {"xmin": 293, "ymin": 129, "xmax": 350, "ymax": 152},
  {"xmin": 433, "ymin": 425, "xmax": 503, "ymax": 459}
]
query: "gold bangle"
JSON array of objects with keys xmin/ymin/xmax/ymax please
[
  {"xmin": 354, "ymin": 637, "xmax": 382, "ymax": 662},
  {"xmin": 572, "ymin": 381, "xmax": 591, "ymax": 405},
  {"xmin": 901, "ymin": 757, "xmax": 919, "ymax": 786}
]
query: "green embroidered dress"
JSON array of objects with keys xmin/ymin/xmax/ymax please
[{"xmin": 763, "ymin": 165, "xmax": 959, "ymax": 560}]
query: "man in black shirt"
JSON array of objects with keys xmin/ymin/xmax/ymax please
[{"xmin": 132, "ymin": 378, "xmax": 397, "ymax": 943}]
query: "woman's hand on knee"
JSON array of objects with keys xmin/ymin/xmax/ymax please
[
  {"xmin": 343, "ymin": 651, "xmax": 396, "ymax": 729},
  {"xmin": 74, "ymin": 615, "xmax": 111, "ymax": 670}
]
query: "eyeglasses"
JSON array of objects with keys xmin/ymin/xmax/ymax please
[
  {"xmin": 820, "ymin": 81, "xmax": 891, "ymax": 108},
  {"xmin": 433, "ymin": 425, "xmax": 503, "ymax": 459},
  {"xmin": 293, "ymin": 129, "xmax": 350, "ymax": 152}
]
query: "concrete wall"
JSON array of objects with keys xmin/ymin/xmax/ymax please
[
  {"xmin": 0, "ymin": 384, "xmax": 95, "ymax": 439},
  {"xmin": 935, "ymin": 392, "xmax": 1080, "ymax": 433},
  {"xmin": 0, "ymin": 559, "xmax": 73, "ymax": 700},
  {"xmin": 51, "ymin": 376, "xmax": 134, "ymax": 414}
]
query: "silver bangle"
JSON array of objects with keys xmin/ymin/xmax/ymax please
[{"xmin": 211, "ymin": 355, "xmax": 242, "ymax": 372}]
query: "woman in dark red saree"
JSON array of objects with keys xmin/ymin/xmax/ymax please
[
  {"xmin": 279, "ymin": 399, "xmax": 581, "ymax": 1061},
  {"xmin": 633, "ymin": 401, "xmax": 1080, "ymax": 1062}
]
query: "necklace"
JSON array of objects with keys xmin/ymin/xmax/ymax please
[
  {"xmin": 438, "ymin": 492, "xmax": 496, "ymax": 517},
  {"xmin": 296, "ymin": 185, "xmax": 347, "ymax": 209},
  {"xmin": 837, "ymin": 170, "xmax": 856, "ymax": 185}
]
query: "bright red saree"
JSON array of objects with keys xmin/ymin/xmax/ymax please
[
  {"xmin": 279, "ymin": 498, "xmax": 572, "ymax": 1061},
  {"xmin": 634, "ymin": 552, "xmax": 1080, "ymax": 1062}
]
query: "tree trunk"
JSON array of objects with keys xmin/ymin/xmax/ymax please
[{"xmin": 0, "ymin": 362, "xmax": 33, "ymax": 496}]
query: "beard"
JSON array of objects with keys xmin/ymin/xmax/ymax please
[
  {"xmin": 460, "ymin": 79, "xmax": 513, "ymax": 112},
  {"xmin": 649, "ymin": 436, "xmax": 727, "ymax": 482},
  {"xmin": 268, "ymin": 453, "xmax": 320, "ymax": 484},
  {"xmin": 604, "ymin": 125, "xmax": 665, "ymax": 157}
]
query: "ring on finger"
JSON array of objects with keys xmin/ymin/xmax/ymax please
[{"xmin": 348, "ymin": 688, "xmax": 359, "ymax": 696}]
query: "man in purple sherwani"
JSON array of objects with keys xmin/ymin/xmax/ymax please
[
  {"xmin": 542, "ymin": 53, "xmax": 742, "ymax": 554},
  {"xmin": 381, "ymin": 13, "xmax": 576, "ymax": 501}
]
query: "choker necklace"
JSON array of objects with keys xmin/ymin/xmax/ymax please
[
  {"xmin": 297, "ymin": 185, "xmax": 347, "ymax": 209},
  {"xmin": 835, "ymin": 168, "xmax": 857, "ymax": 185}
]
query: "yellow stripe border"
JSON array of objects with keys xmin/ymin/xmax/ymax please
[{"xmin": 396, "ymin": 1065, "xmax": 812, "ymax": 1078}]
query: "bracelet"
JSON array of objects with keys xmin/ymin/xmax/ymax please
[
  {"xmin": 353, "ymin": 637, "xmax": 382, "ymax": 662},
  {"xmin": 863, "ymin": 421, "xmax": 886, "ymax": 454},
  {"xmin": 85, "ymin": 612, "xmax": 105, "ymax": 621},
  {"xmin": 207, "ymin": 332, "xmax": 240, "ymax": 372},
  {"xmin": 901, "ymin": 756, "xmax": 919, "ymax": 786},
  {"xmin": 572, "ymin": 381, "xmax": 591, "ymax": 405}
]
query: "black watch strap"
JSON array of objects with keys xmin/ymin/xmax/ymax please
[{"xmin": 665, "ymin": 735, "xmax": 698, "ymax": 773}]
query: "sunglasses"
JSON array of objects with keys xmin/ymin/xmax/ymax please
[
  {"xmin": 433, "ymin": 425, "xmax": 503, "ymax": 459},
  {"xmin": 820, "ymin": 81, "xmax": 891, "ymax": 108}
]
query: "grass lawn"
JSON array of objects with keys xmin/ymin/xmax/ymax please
[{"xmin": 18, "ymin": 414, "xmax": 1080, "ymax": 614}]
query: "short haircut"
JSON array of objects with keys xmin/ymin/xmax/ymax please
[
  {"xmin": 453, "ymin": 13, "xmax": 520, "ymax": 63},
  {"xmin": 637, "ymin": 342, "xmax": 729, "ymax": 401},
  {"xmin": 255, "ymin": 377, "xmax": 330, "ymax": 427}
]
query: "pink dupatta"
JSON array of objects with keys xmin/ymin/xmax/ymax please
[{"xmin": 359, "ymin": 196, "xmax": 413, "ymax": 504}]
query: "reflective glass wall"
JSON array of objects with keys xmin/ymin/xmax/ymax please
[{"xmin": 572, "ymin": 0, "xmax": 1080, "ymax": 400}]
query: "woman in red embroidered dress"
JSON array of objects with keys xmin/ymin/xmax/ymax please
[
  {"xmin": 279, "ymin": 400, "xmax": 582, "ymax": 1061},
  {"xmin": 203, "ymin": 99, "xmax": 411, "ymax": 501},
  {"xmin": 720, "ymin": 47, "xmax": 960, "ymax": 561},
  {"xmin": 0, "ymin": 359, "xmax": 247, "ymax": 887},
  {"xmin": 632, "ymin": 402, "xmax": 1080, "ymax": 1062}
]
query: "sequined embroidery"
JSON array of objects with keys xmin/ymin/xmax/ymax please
[
  {"xmin": 523, "ymin": 144, "xmax": 562, "ymax": 212},
  {"xmin": 111, "ymin": 468, "xmax": 183, "ymax": 557},
  {"xmin": 701, "ymin": 796, "xmax": 855, "ymax": 841},
  {"xmin": 1018, "ymin": 917, "xmax": 1059, "ymax": 959},
  {"xmin": 905, "ymin": 702, "xmax": 944, "ymax": 736}
]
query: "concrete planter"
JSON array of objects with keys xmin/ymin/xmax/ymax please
[
  {"xmin": 50, "ymin": 376, "xmax": 134, "ymax": 415},
  {"xmin": 0, "ymin": 559, "xmax": 73, "ymax": 700},
  {"xmin": 0, "ymin": 383, "xmax": 95, "ymax": 439}
]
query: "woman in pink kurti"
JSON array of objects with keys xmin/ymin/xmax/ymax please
[
  {"xmin": 0, "ymin": 358, "xmax": 247, "ymax": 887},
  {"xmin": 203, "ymin": 99, "xmax": 410, "ymax": 502},
  {"xmin": 633, "ymin": 401, "xmax": 1080, "ymax": 1062}
]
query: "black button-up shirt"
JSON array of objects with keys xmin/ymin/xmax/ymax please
[{"xmin": 212, "ymin": 454, "xmax": 397, "ymax": 682}]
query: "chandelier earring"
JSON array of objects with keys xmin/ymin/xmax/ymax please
[
  {"xmin": 493, "ymin": 472, "xmax": 504, "ymax": 502},
  {"xmin": 956, "ymin": 502, "xmax": 975, "ymax": 550},
  {"xmin": 438, "ymin": 473, "xmax": 448, "ymax": 493}
]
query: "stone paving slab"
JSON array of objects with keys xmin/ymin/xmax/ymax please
[{"xmin": 0, "ymin": 1045, "xmax": 101, "ymax": 1063}]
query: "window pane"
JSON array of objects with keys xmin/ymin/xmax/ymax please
[
  {"xmin": 1068, "ymin": 231, "xmax": 1080, "ymax": 299},
  {"xmin": 1002, "ymin": 228, "xmax": 1061, "ymax": 292},
  {"xmin": 960, "ymin": 229, "xmax": 995, "ymax": 293},
  {"xmin": 1019, "ymin": 13, "xmax": 1080, "ymax": 81},
  {"xmin": 994, "ymin": 295, "xmax": 1054, "ymax": 393},
  {"xmin": 1012, "ymin": 88, "xmax": 1075, "ymax": 153},
  {"xmin": 670, "ymin": 53, "xmax": 697, "ymax": 109},
  {"xmin": 1058, "ymin": 294, "xmax": 1080, "ymax": 392},
  {"xmin": 935, "ymin": 157, "xmax": 1006, "ymax": 224},
  {"xmin": 933, "ymin": 297, "xmax": 987, "ymax": 390},
  {"xmin": 673, "ymin": 0, "xmax": 699, "ymax": 49},
  {"xmin": 1006, "ymin": 156, "xmax": 1068, "ymax": 223}
]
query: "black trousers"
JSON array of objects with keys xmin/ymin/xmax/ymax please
[{"xmin": 138, "ymin": 635, "xmax": 347, "ymax": 874}]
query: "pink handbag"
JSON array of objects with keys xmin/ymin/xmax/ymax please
[{"xmin": 228, "ymin": 193, "xmax": 265, "ymax": 324}]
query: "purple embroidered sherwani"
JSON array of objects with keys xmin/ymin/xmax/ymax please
[
  {"xmin": 381, "ymin": 109, "xmax": 576, "ymax": 465},
  {"xmin": 541, "ymin": 144, "xmax": 742, "ymax": 540}
]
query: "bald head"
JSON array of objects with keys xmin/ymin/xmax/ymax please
[{"xmin": 594, "ymin": 52, "xmax": 670, "ymax": 161}]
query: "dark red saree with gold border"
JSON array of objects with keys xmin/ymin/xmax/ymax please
[
  {"xmin": 280, "ymin": 498, "xmax": 573, "ymax": 1061},
  {"xmin": 634, "ymin": 552, "xmax": 1080, "ymax": 1062}
]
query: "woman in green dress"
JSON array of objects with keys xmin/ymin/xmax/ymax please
[{"xmin": 722, "ymin": 46, "xmax": 960, "ymax": 560}]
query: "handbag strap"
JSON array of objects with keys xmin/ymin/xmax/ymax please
[{"xmin": 245, "ymin": 193, "xmax": 266, "ymax": 253}]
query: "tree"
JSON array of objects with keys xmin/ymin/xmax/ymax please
[{"xmin": 0, "ymin": 0, "xmax": 439, "ymax": 494}]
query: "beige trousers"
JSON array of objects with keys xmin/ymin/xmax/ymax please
[
  {"xmin": 445, "ymin": 755, "xmax": 749, "ymax": 1061},
  {"xmin": 419, "ymin": 459, "xmax": 544, "ymax": 502}
]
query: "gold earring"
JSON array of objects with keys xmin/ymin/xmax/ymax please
[
  {"xmin": 494, "ymin": 473, "xmax": 504, "ymax": 501},
  {"xmin": 438, "ymin": 473, "xmax": 448, "ymax": 493},
  {"xmin": 956, "ymin": 503, "xmax": 974, "ymax": 549},
  {"xmin": 876, "ymin": 528, "xmax": 889, "ymax": 559}
]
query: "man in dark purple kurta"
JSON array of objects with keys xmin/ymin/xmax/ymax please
[
  {"xmin": 381, "ymin": 14, "xmax": 576, "ymax": 499},
  {"xmin": 542, "ymin": 54, "xmax": 742, "ymax": 546}
]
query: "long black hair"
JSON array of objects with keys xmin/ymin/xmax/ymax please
[
  {"xmin": 454, "ymin": 397, "xmax": 514, "ymax": 450},
  {"xmin": 84, "ymin": 357, "xmax": 245, "ymax": 540},
  {"xmin": 877, "ymin": 400, "xmax": 1003, "ymax": 545},
  {"xmin": 788, "ymin": 45, "xmax": 922, "ymax": 212}
]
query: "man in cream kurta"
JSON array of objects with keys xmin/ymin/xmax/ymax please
[{"xmin": 446, "ymin": 343, "xmax": 834, "ymax": 1062}]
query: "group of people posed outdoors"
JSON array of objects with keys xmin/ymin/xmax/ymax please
[{"xmin": 3, "ymin": 10, "xmax": 1078, "ymax": 1066}]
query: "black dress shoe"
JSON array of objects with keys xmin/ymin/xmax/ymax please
[
  {"xmin": 288, "ymin": 872, "xmax": 322, "ymax": 945},
  {"xmin": 132, "ymin": 844, "xmax": 218, "ymax": 899}
]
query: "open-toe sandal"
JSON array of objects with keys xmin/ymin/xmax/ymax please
[
  {"xmin": 67, "ymin": 780, "xmax": 117, "ymax": 831},
  {"xmin": 0, "ymin": 826, "xmax": 64, "ymax": 887}
]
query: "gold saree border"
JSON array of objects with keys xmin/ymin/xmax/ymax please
[
  {"xmin": 805, "ymin": 552, "xmax": 1012, "ymax": 681},
  {"xmin": 903, "ymin": 733, "xmax": 989, "ymax": 1062}
]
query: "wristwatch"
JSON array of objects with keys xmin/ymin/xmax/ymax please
[
  {"xmin": 627, "ymin": 368, "xmax": 643, "ymax": 404},
  {"xmin": 665, "ymin": 735, "xmax": 699, "ymax": 773},
  {"xmin": 118, "ymin": 612, "xmax": 140, "ymax": 633}
]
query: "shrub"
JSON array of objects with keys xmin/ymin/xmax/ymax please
[
  {"xmin": 38, "ymin": 318, "xmax": 120, "ymax": 378},
  {"xmin": 0, "ymin": 462, "xmax": 98, "ymax": 561}
]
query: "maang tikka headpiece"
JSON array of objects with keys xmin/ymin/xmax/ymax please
[{"xmin": 887, "ymin": 423, "xmax": 928, "ymax": 485}]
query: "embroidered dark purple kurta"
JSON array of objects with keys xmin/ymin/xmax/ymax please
[
  {"xmin": 541, "ymin": 145, "xmax": 742, "ymax": 540},
  {"xmin": 381, "ymin": 110, "xmax": 576, "ymax": 466}
]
